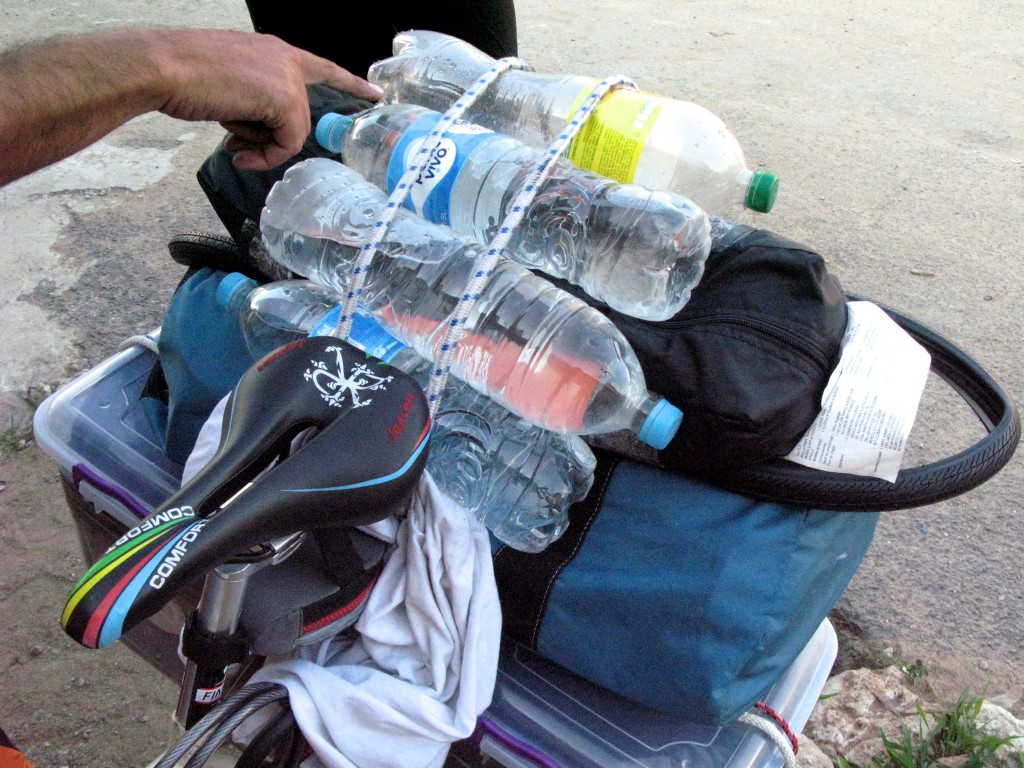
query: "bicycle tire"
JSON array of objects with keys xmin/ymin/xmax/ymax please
[
  {"xmin": 167, "ymin": 230, "xmax": 296, "ymax": 284},
  {"xmin": 693, "ymin": 296, "xmax": 1020, "ymax": 511},
  {"xmin": 167, "ymin": 231, "xmax": 241, "ymax": 268}
]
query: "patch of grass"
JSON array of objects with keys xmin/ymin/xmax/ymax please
[
  {"xmin": 899, "ymin": 658, "xmax": 933, "ymax": 694},
  {"xmin": 1, "ymin": 390, "xmax": 43, "ymax": 453},
  {"xmin": 0, "ymin": 422, "xmax": 33, "ymax": 453},
  {"xmin": 837, "ymin": 691, "xmax": 1019, "ymax": 768},
  {"xmin": 926, "ymin": 692, "xmax": 1013, "ymax": 767}
]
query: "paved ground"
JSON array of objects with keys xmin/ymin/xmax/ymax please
[{"xmin": 0, "ymin": 1, "xmax": 1022, "ymax": 766}]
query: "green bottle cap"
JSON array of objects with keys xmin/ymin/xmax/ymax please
[{"xmin": 745, "ymin": 171, "xmax": 779, "ymax": 213}]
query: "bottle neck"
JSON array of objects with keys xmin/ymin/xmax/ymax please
[
  {"xmin": 708, "ymin": 215, "xmax": 752, "ymax": 251},
  {"xmin": 629, "ymin": 394, "xmax": 658, "ymax": 433},
  {"xmin": 736, "ymin": 168, "xmax": 754, "ymax": 200}
]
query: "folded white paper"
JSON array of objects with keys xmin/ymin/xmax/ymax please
[{"xmin": 786, "ymin": 301, "xmax": 930, "ymax": 482}]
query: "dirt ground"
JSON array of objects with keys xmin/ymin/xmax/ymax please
[{"xmin": 0, "ymin": 0, "xmax": 1022, "ymax": 766}]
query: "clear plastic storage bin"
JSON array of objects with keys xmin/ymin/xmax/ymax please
[
  {"xmin": 464, "ymin": 621, "xmax": 835, "ymax": 768},
  {"xmin": 36, "ymin": 341, "xmax": 834, "ymax": 768}
]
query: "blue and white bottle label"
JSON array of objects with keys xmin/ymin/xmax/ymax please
[
  {"xmin": 386, "ymin": 113, "xmax": 494, "ymax": 225},
  {"xmin": 309, "ymin": 307, "xmax": 406, "ymax": 364}
]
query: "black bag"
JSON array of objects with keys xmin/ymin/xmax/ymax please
[{"xmin": 552, "ymin": 220, "xmax": 849, "ymax": 474}]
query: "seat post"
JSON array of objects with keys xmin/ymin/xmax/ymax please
[{"xmin": 174, "ymin": 532, "xmax": 307, "ymax": 729}]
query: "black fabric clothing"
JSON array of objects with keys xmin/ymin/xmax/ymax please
[{"xmin": 243, "ymin": 1, "xmax": 518, "ymax": 77}]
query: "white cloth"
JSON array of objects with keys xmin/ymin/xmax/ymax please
[
  {"xmin": 184, "ymin": 397, "xmax": 501, "ymax": 768},
  {"xmin": 252, "ymin": 474, "xmax": 500, "ymax": 768},
  {"xmin": 182, "ymin": 394, "xmax": 230, "ymax": 484}
]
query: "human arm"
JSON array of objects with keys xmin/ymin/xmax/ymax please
[{"xmin": 0, "ymin": 28, "xmax": 383, "ymax": 186}]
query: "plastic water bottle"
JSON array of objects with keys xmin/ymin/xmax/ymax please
[
  {"xmin": 367, "ymin": 29, "xmax": 779, "ymax": 214},
  {"xmin": 217, "ymin": 274, "xmax": 596, "ymax": 552},
  {"xmin": 316, "ymin": 105, "xmax": 710, "ymax": 321},
  {"xmin": 260, "ymin": 158, "xmax": 683, "ymax": 449}
]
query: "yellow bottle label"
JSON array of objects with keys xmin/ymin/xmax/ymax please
[{"xmin": 566, "ymin": 88, "xmax": 665, "ymax": 183}]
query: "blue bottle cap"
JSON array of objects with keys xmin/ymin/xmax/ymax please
[
  {"xmin": 637, "ymin": 399, "xmax": 684, "ymax": 450},
  {"xmin": 215, "ymin": 272, "xmax": 258, "ymax": 311},
  {"xmin": 315, "ymin": 113, "xmax": 355, "ymax": 154}
]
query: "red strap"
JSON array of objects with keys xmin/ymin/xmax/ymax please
[{"xmin": 754, "ymin": 701, "xmax": 799, "ymax": 755}]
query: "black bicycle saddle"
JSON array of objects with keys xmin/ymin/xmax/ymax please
[{"xmin": 62, "ymin": 335, "xmax": 430, "ymax": 649}]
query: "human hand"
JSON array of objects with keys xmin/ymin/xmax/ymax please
[{"xmin": 150, "ymin": 29, "xmax": 383, "ymax": 171}]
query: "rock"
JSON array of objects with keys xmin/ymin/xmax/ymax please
[
  {"xmin": 977, "ymin": 701, "xmax": 1024, "ymax": 768},
  {"xmin": 987, "ymin": 687, "xmax": 1022, "ymax": 711},
  {"xmin": 796, "ymin": 736, "xmax": 833, "ymax": 768},
  {"xmin": 842, "ymin": 735, "xmax": 894, "ymax": 768},
  {"xmin": 803, "ymin": 669, "xmax": 1024, "ymax": 768},
  {"xmin": 804, "ymin": 666, "xmax": 921, "ymax": 764}
]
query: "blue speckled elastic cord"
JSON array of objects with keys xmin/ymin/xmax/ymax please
[
  {"xmin": 422, "ymin": 74, "xmax": 638, "ymax": 415},
  {"xmin": 331, "ymin": 57, "xmax": 527, "ymax": 343},
  {"xmin": 333, "ymin": 59, "xmax": 637, "ymax": 417}
]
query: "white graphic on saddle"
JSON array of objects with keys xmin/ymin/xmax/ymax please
[{"xmin": 304, "ymin": 345, "xmax": 393, "ymax": 408}]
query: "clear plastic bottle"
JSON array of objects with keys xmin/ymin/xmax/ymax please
[
  {"xmin": 216, "ymin": 273, "xmax": 597, "ymax": 552},
  {"xmin": 316, "ymin": 105, "xmax": 710, "ymax": 321},
  {"xmin": 367, "ymin": 29, "xmax": 779, "ymax": 214},
  {"xmin": 260, "ymin": 157, "xmax": 683, "ymax": 449}
]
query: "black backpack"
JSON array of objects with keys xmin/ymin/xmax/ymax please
[{"xmin": 553, "ymin": 219, "xmax": 849, "ymax": 474}]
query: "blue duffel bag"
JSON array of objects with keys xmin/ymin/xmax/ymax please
[{"xmin": 492, "ymin": 450, "xmax": 879, "ymax": 725}]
